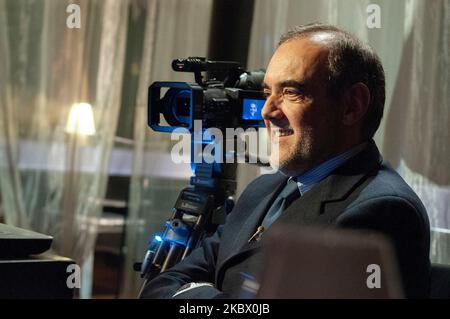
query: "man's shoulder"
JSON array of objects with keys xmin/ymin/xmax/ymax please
[{"xmin": 350, "ymin": 160, "xmax": 427, "ymax": 216}]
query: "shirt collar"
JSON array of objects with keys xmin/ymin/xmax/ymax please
[{"xmin": 291, "ymin": 142, "xmax": 368, "ymax": 196}]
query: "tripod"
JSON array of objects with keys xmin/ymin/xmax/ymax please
[{"xmin": 136, "ymin": 138, "xmax": 237, "ymax": 297}]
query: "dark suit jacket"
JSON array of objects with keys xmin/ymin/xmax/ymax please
[{"xmin": 140, "ymin": 140, "xmax": 431, "ymax": 299}]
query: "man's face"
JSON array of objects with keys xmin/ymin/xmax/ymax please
[
  {"xmin": 250, "ymin": 103, "xmax": 257, "ymax": 116},
  {"xmin": 262, "ymin": 36, "xmax": 342, "ymax": 175}
]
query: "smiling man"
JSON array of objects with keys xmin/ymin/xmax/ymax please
[
  {"xmin": 140, "ymin": 23, "xmax": 430, "ymax": 299},
  {"xmin": 263, "ymin": 27, "xmax": 381, "ymax": 176}
]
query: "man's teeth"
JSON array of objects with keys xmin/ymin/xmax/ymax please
[{"xmin": 273, "ymin": 128, "xmax": 294, "ymax": 137}]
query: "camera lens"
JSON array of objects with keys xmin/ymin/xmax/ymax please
[
  {"xmin": 171, "ymin": 90, "xmax": 191, "ymax": 122},
  {"xmin": 175, "ymin": 96, "xmax": 190, "ymax": 117},
  {"xmin": 161, "ymin": 88, "xmax": 192, "ymax": 127}
]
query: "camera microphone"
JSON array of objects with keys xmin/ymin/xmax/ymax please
[{"xmin": 172, "ymin": 57, "xmax": 242, "ymax": 73}]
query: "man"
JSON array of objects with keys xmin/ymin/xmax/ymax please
[
  {"xmin": 140, "ymin": 23, "xmax": 430, "ymax": 299},
  {"xmin": 250, "ymin": 102, "xmax": 258, "ymax": 118}
]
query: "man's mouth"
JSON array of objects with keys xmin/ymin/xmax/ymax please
[{"xmin": 272, "ymin": 128, "xmax": 294, "ymax": 138}]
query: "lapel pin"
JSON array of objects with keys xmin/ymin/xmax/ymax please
[{"xmin": 248, "ymin": 225, "xmax": 265, "ymax": 243}]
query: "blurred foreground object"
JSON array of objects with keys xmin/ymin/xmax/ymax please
[
  {"xmin": 0, "ymin": 223, "xmax": 75, "ymax": 299},
  {"xmin": 256, "ymin": 225, "xmax": 404, "ymax": 299}
]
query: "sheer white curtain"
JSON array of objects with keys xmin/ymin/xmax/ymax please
[
  {"xmin": 120, "ymin": 0, "xmax": 213, "ymax": 298},
  {"xmin": 246, "ymin": 0, "xmax": 450, "ymax": 263},
  {"xmin": 0, "ymin": 0, "xmax": 213, "ymax": 298},
  {"xmin": 0, "ymin": 0, "xmax": 129, "ymax": 267}
]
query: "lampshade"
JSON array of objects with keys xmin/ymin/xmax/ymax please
[{"xmin": 65, "ymin": 102, "xmax": 96, "ymax": 136}]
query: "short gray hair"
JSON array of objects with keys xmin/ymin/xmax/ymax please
[{"xmin": 279, "ymin": 23, "xmax": 386, "ymax": 140}]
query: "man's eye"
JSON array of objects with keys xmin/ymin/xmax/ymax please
[
  {"xmin": 282, "ymin": 88, "xmax": 305, "ymax": 101},
  {"xmin": 283, "ymin": 88, "xmax": 300, "ymax": 96},
  {"xmin": 263, "ymin": 90, "xmax": 271, "ymax": 98}
]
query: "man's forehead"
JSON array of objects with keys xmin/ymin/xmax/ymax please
[{"xmin": 264, "ymin": 37, "xmax": 329, "ymax": 85}]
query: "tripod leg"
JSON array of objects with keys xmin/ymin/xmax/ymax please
[{"xmin": 161, "ymin": 243, "xmax": 183, "ymax": 272}]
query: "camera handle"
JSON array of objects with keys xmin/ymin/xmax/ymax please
[{"xmin": 136, "ymin": 157, "xmax": 237, "ymax": 297}]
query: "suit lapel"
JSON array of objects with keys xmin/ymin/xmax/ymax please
[
  {"xmin": 275, "ymin": 167, "xmax": 372, "ymax": 227},
  {"xmin": 215, "ymin": 173, "xmax": 287, "ymax": 282}
]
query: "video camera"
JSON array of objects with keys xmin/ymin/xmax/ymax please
[
  {"xmin": 148, "ymin": 57, "xmax": 266, "ymax": 133},
  {"xmin": 137, "ymin": 58, "xmax": 266, "ymax": 288}
]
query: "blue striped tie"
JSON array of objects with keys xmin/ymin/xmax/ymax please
[{"xmin": 261, "ymin": 178, "xmax": 301, "ymax": 230}]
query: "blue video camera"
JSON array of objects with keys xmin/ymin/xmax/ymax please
[{"xmin": 148, "ymin": 57, "xmax": 266, "ymax": 133}]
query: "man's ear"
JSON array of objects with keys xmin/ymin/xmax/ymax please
[{"xmin": 341, "ymin": 82, "xmax": 370, "ymax": 126}]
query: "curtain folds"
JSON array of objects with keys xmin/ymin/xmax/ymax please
[
  {"xmin": 0, "ymin": 0, "xmax": 129, "ymax": 266},
  {"xmin": 0, "ymin": 0, "xmax": 213, "ymax": 298}
]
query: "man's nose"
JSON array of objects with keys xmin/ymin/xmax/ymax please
[{"xmin": 262, "ymin": 96, "xmax": 283, "ymax": 120}]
